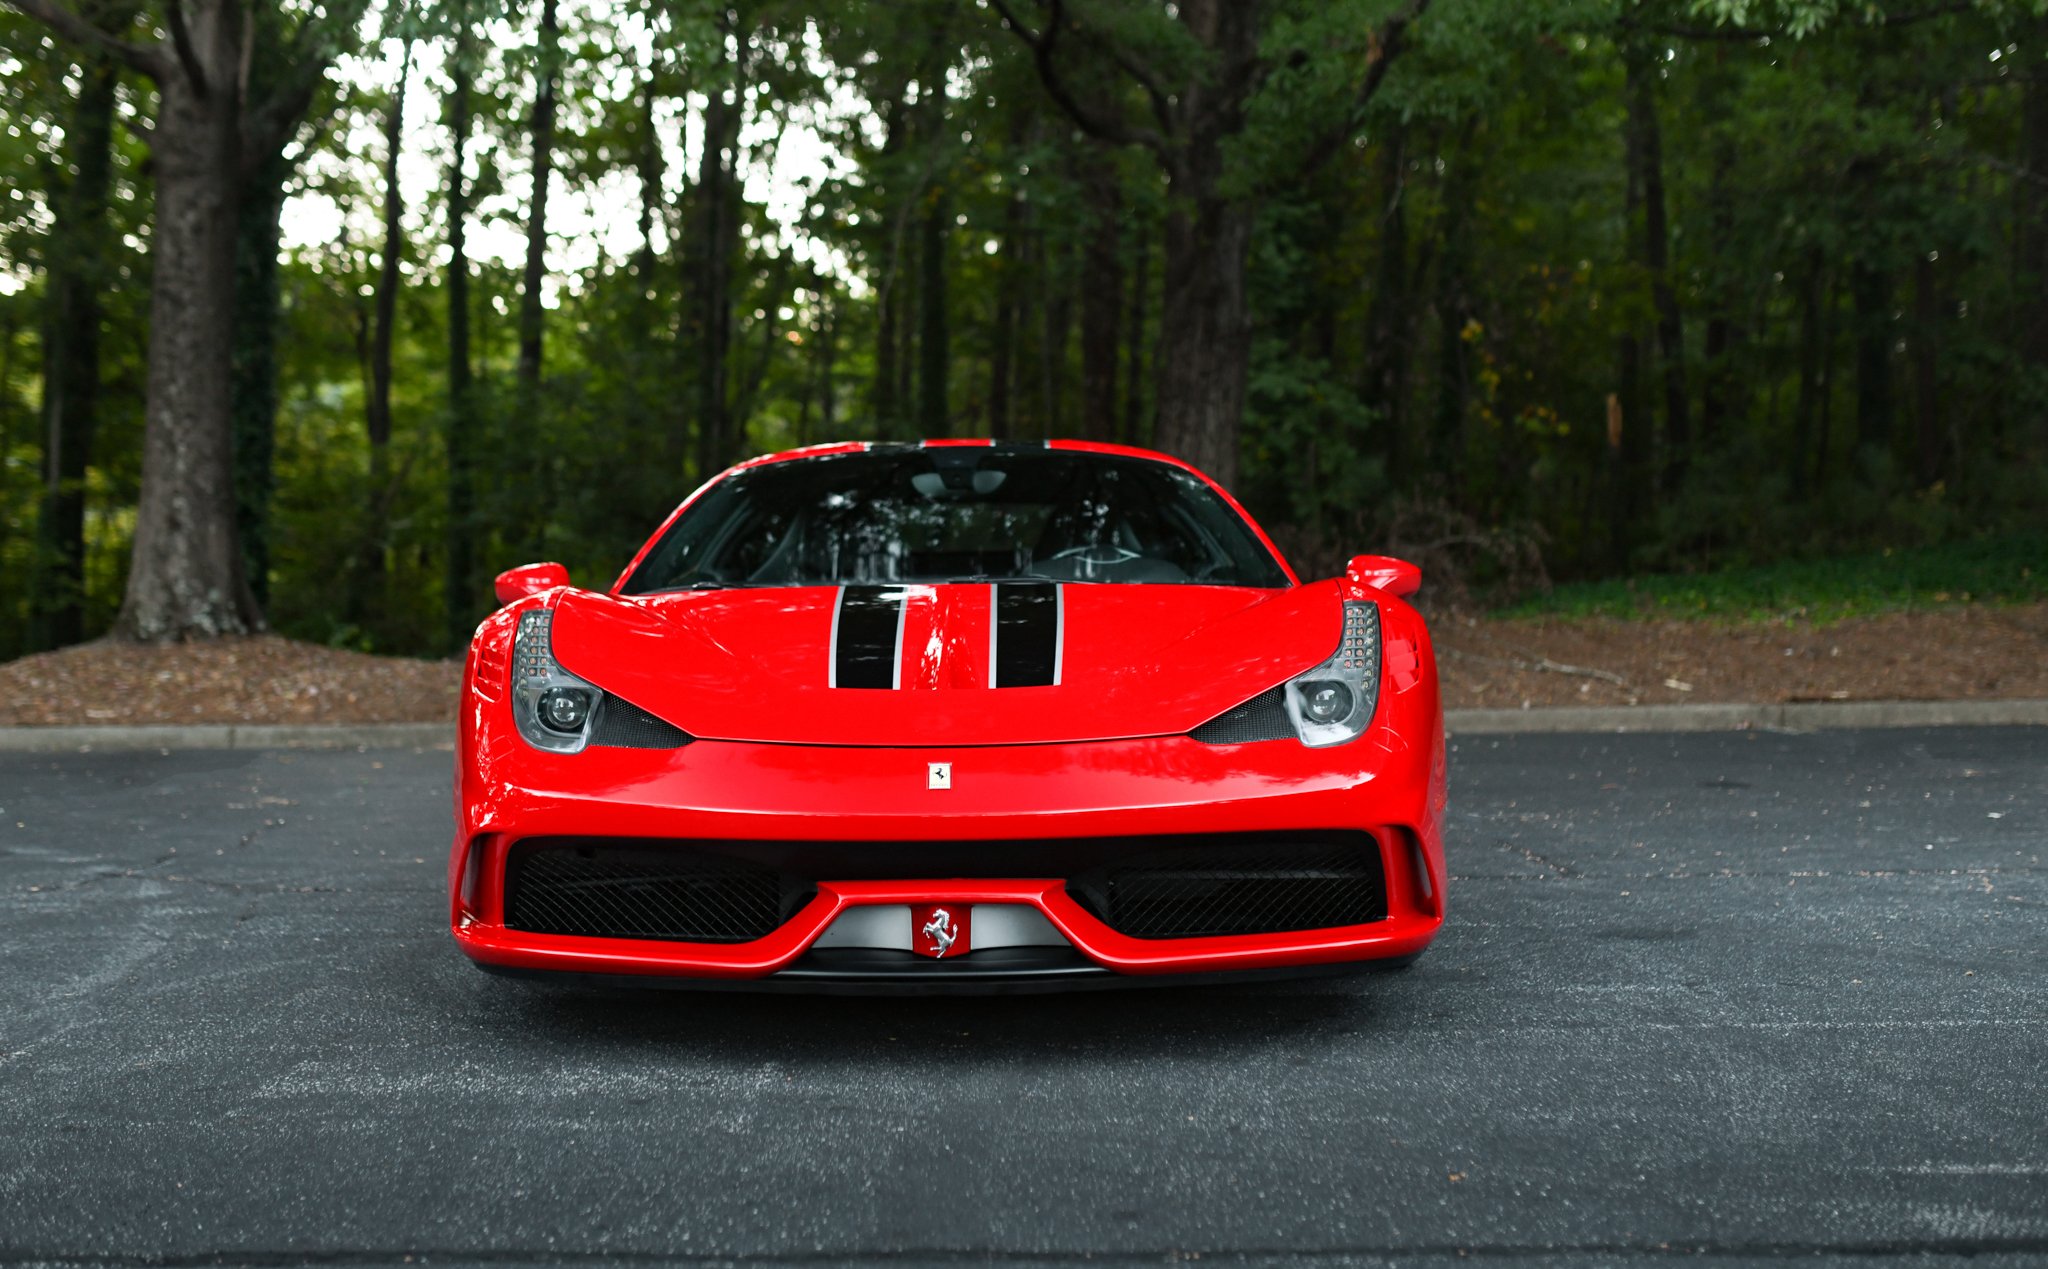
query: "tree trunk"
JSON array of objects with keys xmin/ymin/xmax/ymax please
[
  {"xmin": 1699, "ymin": 154, "xmax": 1740, "ymax": 449},
  {"xmin": 1697, "ymin": 50, "xmax": 1740, "ymax": 449},
  {"xmin": 445, "ymin": 1, "xmax": 478, "ymax": 647},
  {"xmin": 230, "ymin": 152, "xmax": 287, "ymax": 615},
  {"xmin": 1610, "ymin": 83, "xmax": 1651, "ymax": 569},
  {"xmin": 1364, "ymin": 125, "xmax": 1410, "ymax": 471},
  {"xmin": 32, "ymin": 45, "xmax": 120, "ymax": 649},
  {"xmin": 117, "ymin": 6, "xmax": 262, "ymax": 640},
  {"xmin": 368, "ymin": 43, "xmax": 409, "ymax": 459},
  {"xmin": 634, "ymin": 59, "xmax": 664, "ymax": 288},
  {"xmin": 1791, "ymin": 248, "xmax": 1825, "ymax": 498},
  {"xmin": 1079, "ymin": 154, "xmax": 1124, "ymax": 442},
  {"xmin": 917, "ymin": 80, "xmax": 952, "ymax": 439},
  {"xmin": 1152, "ymin": 184, "xmax": 1253, "ymax": 487},
  {"xmin": 988, "ymin": 212, "xmax": 1021, "ymax": 441},
  {"xmin": 360, "ymin": 38, "xmax": 411, "ymax": 618},
  {"xmin": 1913, "ymin": 250, "xmax": 1942, "ymax": 486},
  {"xmin": 2018, "ymin": 26, "xmax": 2048, "ymax": 443},
  {"xmin": 1852, "ymin": 261, "xmax": 1893, "ymax": 461},
  {"xmin": 688, "ymin": 26, "xmax": 741, "ymax": 478},
  {"xmin": 1041, "ymin": 237, "xmax": 1076, "ymax": 437},
  {"xmin": 1432, "ymin": 119, "xmax": 1480, "ymax": 491},
  {"xmin": 1123, "ymin": 220, "xmax": 1150, "ymax": 445},
  {"xmin": 1626, "ymin": 41, "xmax": 1689, "ymax": 491},
  {"xmin": 819, "ymin": 289, "xmax": 838, "ymax": 437},
  {"xmin": 516, "ymin": 0, "xmax": 559, "ymax": 395}
]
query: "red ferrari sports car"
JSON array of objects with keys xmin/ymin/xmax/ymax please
[{"xmin": 450, "ymin": 440, "xmax": 1445, "ymax": 991}]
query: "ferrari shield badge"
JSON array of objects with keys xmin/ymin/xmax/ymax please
[
  {"xmin": 914, "ymin": 905, "xmax": 966, "ymax": 959},
  {"xmin": 927, "ymin": 762, "xmax": 951, "ymax": 790}
]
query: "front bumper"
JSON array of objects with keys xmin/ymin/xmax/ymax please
[{"xmin": 452, "ymin": 722, "xmax": 1446, "ymax": 990}]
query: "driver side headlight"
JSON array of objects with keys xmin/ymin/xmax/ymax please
[
  {"xmin": 1282, "ymin": 601, "xmax": 1381, "ymax": 748},
  {"xmin": 510, "ymin": 609, "xmax": 603, "ymax": 753}
]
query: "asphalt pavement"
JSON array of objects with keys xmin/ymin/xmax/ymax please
[{"xmin": 1, "ymin": 728, "xmax": 2043, "ymax": 1267}]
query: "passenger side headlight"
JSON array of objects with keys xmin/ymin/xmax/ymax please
[
  {"xmin": 1283, "ymin": 601, "xmax": 1380, "ymax": 748},
  {"xmin": 511, "ymin": 609, "xmax": 603, "ymax": 753}
]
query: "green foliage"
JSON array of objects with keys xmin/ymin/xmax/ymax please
[
  {"xmin": 1, "ymin": 0, "xmax": 2045, "ymax": 655},
  {"xmin": 1500, "ymin": 533, "xmax": 2048, "ymax": 621}
]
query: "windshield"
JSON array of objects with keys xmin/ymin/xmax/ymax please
[{"xmin": 621, "ymin": 448, "xmax": 1291, "ymax": 592}]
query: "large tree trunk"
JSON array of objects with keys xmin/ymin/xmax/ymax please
[
  {"xmin": 1079, "ymin": 153, "xmax": 1124, "ymax": 442},
  {"xmin": 445, "ymin": 2, "xmax": 478, "ymax": 648},
  {"xmin": 995, "ymin": 0, "xmax": 1423, "ymax": 483},
  {"xmin": 32, "ymin": 44, "xmax": 120, "ymax": 649},
  {"xmin": 117, "ymin": 6, "xmax": 262, "ymax": 640},
  {"xmin": 1152, "ymin": 186, "xmax": 1253, "ymax": 488}
]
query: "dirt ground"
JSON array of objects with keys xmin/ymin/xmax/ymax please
[{"xmin": 1, "ymin": 602, "xmax": 2044, "ymax": 727}]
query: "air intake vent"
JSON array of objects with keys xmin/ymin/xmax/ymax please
[
  {"xmin": 1189, "ymin": 686, "xmax": 1293, "ymax": 744},
  {"xmin": 505, "ymin": 840, "xmax": 809, "ymax": 943},
  {"xmin": 590, "ymin": 697, "xmax": 692, "ymax": 749},
  {"xmin": 1067, "ymin": 833, "xmax": 1386, "ymax": 940}
]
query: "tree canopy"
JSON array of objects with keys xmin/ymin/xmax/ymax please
[{"xmin": 1, "ymin": 0, "xmax": 2044, "ymax": 655}]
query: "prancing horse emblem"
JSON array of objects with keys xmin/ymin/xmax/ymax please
[{"xmin": 920, "ymin": 907, "xmax": 959, "ymax": 958}]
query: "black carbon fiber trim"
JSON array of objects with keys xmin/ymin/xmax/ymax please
[
  {"xmin": 589, "ymin": 696, "xmax": 692, "ymax": 749},
  {"xmin": 1066, "ymin": 833, "xmax": 1387, "ymax": 940},
  {"xmin": 1189, "ymin": 685, "xmax": 1293, "ymax": 744},
  {"xmin": 505, "ymin": 840, "xmax": 813, "ymax": 943}
]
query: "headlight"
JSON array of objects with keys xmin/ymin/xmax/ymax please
[
  {"xmin": 1282, "ymin": 601, "xmax": 1380, "ymax": 748},
  {"xmin": 511, "ymin": 609, "xmax": 602, "ymax": 753}
]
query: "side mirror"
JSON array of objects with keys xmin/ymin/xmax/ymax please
[
  {"xmin": 1346, "ymin": 554, "xmax": 1421, "ymax": 598},
  {"xmin": 494, "ymin": 562, "xmax": 569, "ymax": 606}
]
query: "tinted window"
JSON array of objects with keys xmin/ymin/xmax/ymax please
[{"xmin": 622, "ymin": 449, "xmax": 1290, "ymax": 591}]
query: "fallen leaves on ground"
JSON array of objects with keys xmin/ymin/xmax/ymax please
[
  {"xmin": 0, "ymin": 635, "xmax": 459, "ymax": 726},
  {"xmin": 1436, "ymin": 602, "xmax": 2048, "ymax": 710}
]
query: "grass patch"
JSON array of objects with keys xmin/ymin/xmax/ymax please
[{"xmin": 1498, "ymin": 536, "xmax": 2047, "ymax": 623}]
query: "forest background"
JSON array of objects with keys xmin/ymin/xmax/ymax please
[{"xmin": 1, "ymin": 0, "xmax": 2044, "ymax": 661}]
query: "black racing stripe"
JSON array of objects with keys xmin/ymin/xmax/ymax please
[
  {"xmin": 993, "ymin": 583, "xmax": 1059, "ymax": 688},
  {"xmin": 834, "ymin": 585, "xmax": 903, "ymax": 689}
]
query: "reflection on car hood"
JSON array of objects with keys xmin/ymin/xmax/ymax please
[{"xmin": 547, "ymin": 581, "xmax": 1342, "ymax": 746}]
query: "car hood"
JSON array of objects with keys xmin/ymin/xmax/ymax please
[{"xmin": 547, "ymin": 581, "xmax": 1342, "ymax": 746}]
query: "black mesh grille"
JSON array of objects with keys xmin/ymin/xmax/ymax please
[
  {"xmin": 1067, "ymin": 833, "xmax": 1386, "ymax": 940},
  {"xmin": 505, "ymin": 840, "xmax": 809, "ymax": 942},
  {"xmin": 590, "ymin": 696, "xmax": 692, "ymax": 749},
  {"xmin": 1189, "ymin": 686, "xmax": 1293, "ymax": 744}
]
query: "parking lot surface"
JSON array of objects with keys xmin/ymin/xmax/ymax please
[{"xmin": 1, "ymin": 727, "xmax": 2043, "ymax": 1266}]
